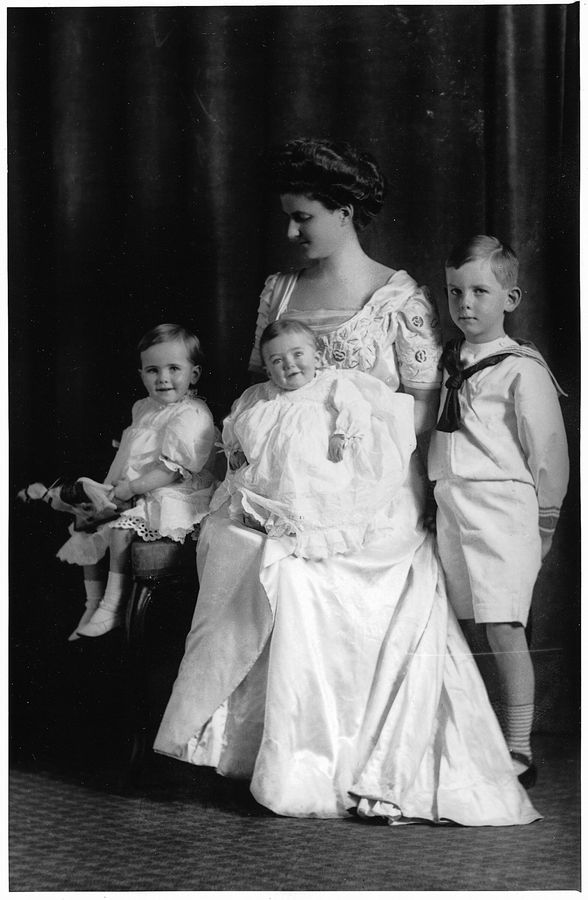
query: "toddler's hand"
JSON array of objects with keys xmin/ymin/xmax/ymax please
[
  {"xmin": 112, "ymin": 479, "xmax": 134, "ymax": 504},
  {"xmin": 328, "ymin": 434, "xmax": 346, "ymax": 463},
  {"xmin": 229, "ymin": 449, "xmax": 248, "ymax": 471},
  {"xmin": 78, "ymin": 478, "xmax": 117, "ymax": 512}
]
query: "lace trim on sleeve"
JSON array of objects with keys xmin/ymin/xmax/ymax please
[
  {"xmin": 159, "ymin": 455, "xmax": 192, "ymax": 481},
  {"xmin": 395, "ymin": 286, "xmax": 443, "ymax": 390}
]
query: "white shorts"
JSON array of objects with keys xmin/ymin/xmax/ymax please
[{"xmin": 434, "ymin": 479, "xmax": 541, "ymax": 626}]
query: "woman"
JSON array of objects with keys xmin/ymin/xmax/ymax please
[
  {"xmin": 154, "ymin": 139, "xmax": 539, "ymax": 826},
  {"xmin": 249, "ymin": 138, "xmax": 442, "ymax": 438}
]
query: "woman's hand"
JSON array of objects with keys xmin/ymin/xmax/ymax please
[
  {"xmin": 366, "ymin": 342, "xmax": 392, "ymax": 383},
  {"xmin": 327, "ymin": 434, "xmax": 346, "ymax": 463},
  {"xmin": 423, "ymin": 481, "xmax": 437, "ymax": 533}
]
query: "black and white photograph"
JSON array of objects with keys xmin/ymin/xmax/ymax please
[{"xmin": 8, "ymin": 2, "xmax": 580, "ymax": 892}]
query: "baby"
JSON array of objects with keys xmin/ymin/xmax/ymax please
[{"xmin": 213, "ymin": 319, "xmax": 416, "ymax": 560}]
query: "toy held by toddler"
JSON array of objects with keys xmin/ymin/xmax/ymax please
[
  {"xmin": 213, "ymin": 318, "xmax": 416, "ymax": 559},
  {"xmin": 20, "ymin": 324, "xmax": 218, "ymax": 640},
  {"xmin": 428, "ymin": 235, "xmax": 569, "ymax": 789}
]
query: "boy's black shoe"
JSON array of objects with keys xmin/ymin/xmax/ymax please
[{"xmin": 510, "ymin": 751, "xmax": 538, "ymax": 789}]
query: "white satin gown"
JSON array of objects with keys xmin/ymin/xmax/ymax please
[{"xmin": 154, "ymin": 460, "xmax": 540, "ymax": 827}]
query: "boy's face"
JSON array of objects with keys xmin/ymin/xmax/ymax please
[
  {"xmin": 263, "ymin": 332, "xmax": 320, "ymax": 391},
  {"xmin": 446, "ymin": 259, "xmax": 521, "ymax": 344}
]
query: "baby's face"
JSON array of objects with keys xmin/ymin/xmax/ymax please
[
  {"xmin": 446, "ymin": 259, "xmax": 521, "ymax": 344},
  {"xmin": 263, "ymin": 333, "xmax": 319, "ymax": 391},
  {"xmin": 139, "ymin": 339, "xmax": 200, "ymax": 405}
]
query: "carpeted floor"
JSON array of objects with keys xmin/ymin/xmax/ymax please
[
  {"xmin": 9, "ymin": 733, "xmax": 580, "ymax": 892},
  {"xmin": 9, "ymin": 528, "xmax": 581, "ymax": 892}
]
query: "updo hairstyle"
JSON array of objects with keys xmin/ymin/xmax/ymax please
[{"xmin": 266, "ymin": 138, "xmax": 386, "ymax": 231}]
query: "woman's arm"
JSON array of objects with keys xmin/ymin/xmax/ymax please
[
  {"xmin": 368, "ymin": 343, "xmax": 440, "ymax": 437},
  {"xmin": 406, "ymin": 387, "xmax": 441, "ymax": 437}
]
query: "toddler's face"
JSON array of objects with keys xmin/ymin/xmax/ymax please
[
  {"xmin": 446, "ymin": 259, "xmax": 521, "ymax": 344},
  {"xmin": 139, "ymin": 339, "xmax": 200, "ymax": 405},
  {"xmin": 263, "ymin": 332, "xmax": 319, "ymax": 391}
]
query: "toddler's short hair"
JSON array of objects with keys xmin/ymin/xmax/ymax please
[
  {"xmin": 259, "ymin": 319, "xmax": 318, "ymax": 363},
  {"xmin": 137, "ymin": 323, "xmax": 204, "ymax": 367},
  {"xmin": 446, "ymin": 235, "xmax": 519, "ymax": 288}
]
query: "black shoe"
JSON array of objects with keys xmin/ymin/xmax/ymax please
[{"xmin": 510, "ymin": 751, "xmax": 537, "ymax": 789}]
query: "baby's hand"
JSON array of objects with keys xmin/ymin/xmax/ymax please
[
  {"xmin": 328, "ymin": 434, "xmax": 346, "ymax": 463},
  {"xmin": 229, "ymin": 449, "xmax": 248, "ymax": 471}
]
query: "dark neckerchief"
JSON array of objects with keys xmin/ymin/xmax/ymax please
[{"xmin": 436, "ymin": 337, "xmax": 538, "ymax": 433}]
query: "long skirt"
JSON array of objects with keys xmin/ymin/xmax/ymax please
[{"xmin": 154, "ymin": 479, "xmax": 539, "ymax": 827}]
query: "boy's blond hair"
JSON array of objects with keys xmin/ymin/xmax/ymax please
[{"xmin": 446, "ymin": 235, "xmax": 519, "ymax": 288}]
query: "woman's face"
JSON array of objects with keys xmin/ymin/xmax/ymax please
[{"xmin": 280, "ymin": 193, "xmax": 350, "ymax": 260}]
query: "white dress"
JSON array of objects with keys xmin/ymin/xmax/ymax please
[
  {"xmin": 214, "ymin": 369, "xmax": 416, "ymax": 559},
  {"xmin": 153, "ymin": 273, "xmax": 540, "ymax": 826},
  {"xmin": 57, "ymin": 394, "xmax": 218, "ymax": 565},
  {"xmin": 248, "ymin": 269, "xmax": 444, "ymax": 393}
]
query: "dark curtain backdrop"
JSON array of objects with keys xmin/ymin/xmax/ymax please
[{"xmin": 9, "ymin": 5, "xmax": 579, "ymax": 740}]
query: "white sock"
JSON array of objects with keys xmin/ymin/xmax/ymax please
[
  {"xmin": 100, "ymin": 571, "xmax": 131, "ymax": 612},
  {"xmin": 504, "ymin": 703, "xmax": 534, "ymax": 761},
  {"xmin": 68, "ymin": 580, "xmax": 105, "ymax": 641},
  {"xmin": 84, "ymin": 578, "xmax": 105, "ymax": 605},
  {"xmin": 75, "ymin": 572, "xmax": 131, "ymax": 637}
]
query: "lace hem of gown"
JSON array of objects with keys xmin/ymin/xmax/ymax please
[
  {"xmin": 111, "ymin": 484, "xmax": 216, "ymax": 543},
  {"xmin": 233, "ymin": 490, "xmax": 396, "ymax": 560}
]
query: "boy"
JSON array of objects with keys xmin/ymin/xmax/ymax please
[{"xmin": 428, "ymin": 235, "xmax": 569, "ymax": 788}]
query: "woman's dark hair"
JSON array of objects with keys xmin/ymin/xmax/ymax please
[
  {"xmin": 259, "ymin": 319, "xmax": 318, "ymax": 364},
  {"xmin": 137, "ymin": 323, "xmax": 204, "ymax": 367},
  {"xmin": 265, "ymin": 137, "xmax": 386, "ymax": 231}
]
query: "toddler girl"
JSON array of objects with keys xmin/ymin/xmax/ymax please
[
  {"xmin": 213, "ymin": 319, "xmax": 416, "ymax": 560},
  {"xmin": 25, "ymin": 324, "xmax": 218, "ymax": 639}
]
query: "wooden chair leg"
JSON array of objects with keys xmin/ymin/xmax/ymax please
[
  {"xmin": 124, "ymin": 578, "xmax": 158, "ymax": 776},
  {"xmin": 122, "ymin": 538, "xmax": 198, "ymax": 780},
  {"xmin": 125, "ymin": 578, "xmax": 157, "ymax": 653}
]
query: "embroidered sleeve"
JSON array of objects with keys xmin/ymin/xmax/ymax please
[
  {"xmin": 159, "ymin": 403, "xmax": 217, "ymax": 480},
  {"xmin": 395, "ymin": 287, "xmax": 443, "ymax": 391},
  {"xmin": 248, "ymin": 273, "xmax": 281, "ymax": 374}
]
